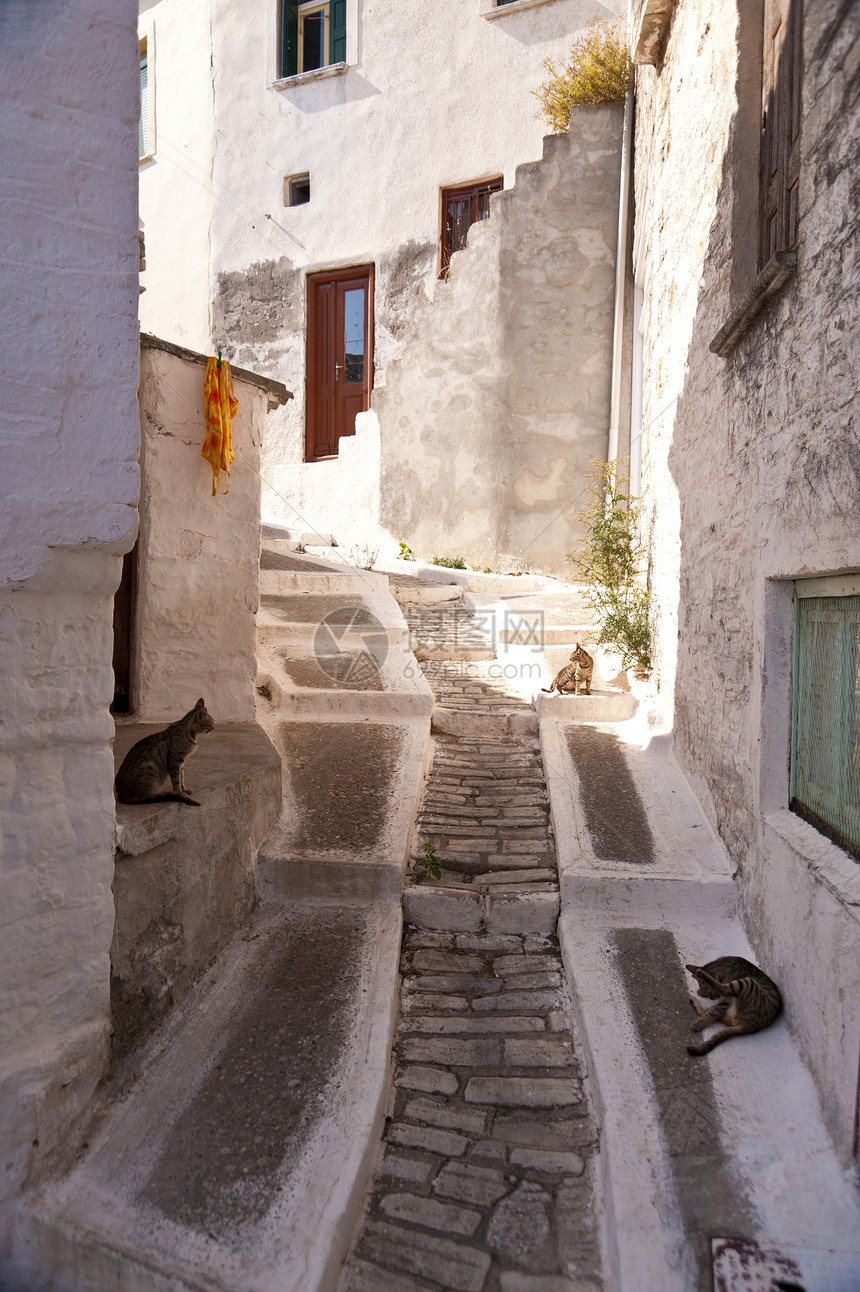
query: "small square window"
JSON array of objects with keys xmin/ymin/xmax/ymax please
[
  {"xmin": 285, "ymin": 173, "xmax": 311, "ymax": 206},
  {"xmin": 790, "ymin": 577, "xmax": 860, "ymax": 861}
]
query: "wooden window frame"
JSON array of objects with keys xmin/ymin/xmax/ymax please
[
  {"xmin": 439, "ymin": 177, "xmax": 503, "ymax": 279},
  {"xmin": 710, "ymin": 0, "xmax": 802, "ymax": 357}
]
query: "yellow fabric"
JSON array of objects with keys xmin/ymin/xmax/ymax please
[{"xmin": 202, "ymin": 357, "xmax": 238, "ymax": 495}]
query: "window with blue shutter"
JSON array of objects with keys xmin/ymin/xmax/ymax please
[{"xmin": 790, "ymin": 578, "xmax": 860, "ymax": 862}]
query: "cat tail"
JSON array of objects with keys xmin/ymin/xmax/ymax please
[
  {"xmin": 118, "ymin": 792, "xmax": 202, "ymax": 807},
  {"xmin": 692, "ymin": 967, "xmax": 743, "ymax": 996},
  {"xmin": 541, "ymin": 687, "xmax": 554, "ymax": 693}
]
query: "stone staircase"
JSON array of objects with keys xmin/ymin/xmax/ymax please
[
  {"xmin": 9, "ymin": 555, "xmax": 860, "ymax": 1292},
  {"xmin": 338, "ymin": 576, "xmax": 605, "ymax": 1292}
]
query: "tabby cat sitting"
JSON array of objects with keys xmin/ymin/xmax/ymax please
[
  {"xmin": 685, "ymin": 956, "xmax": 782, "ymax": 1055},
  {"xmin": 541, "ymin": 644, "xmax": 594, "ymax": 696},
  {"xmin": 115, "ymin": 698, "xmax": 214, "ymax": 807}
]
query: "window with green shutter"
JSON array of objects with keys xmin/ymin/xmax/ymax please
[
  {"xmin": 790, "ymin": 577, "xmax": 860, "ymax": 862},
  {"xmin": 281, "ymin": 1, "xmax": 346, "ymax": 78}
]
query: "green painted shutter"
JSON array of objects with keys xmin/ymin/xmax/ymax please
[
  {"xmin": 282, "ymin": 0, "xmax": 299, "ymax": 77},
  {"xmin": 791, "ymin": 586, "xmax": 860, "ymax": 861},
  {"xmin": 330, "ymin": 0, "xmax": 347, "ymax": 64}
]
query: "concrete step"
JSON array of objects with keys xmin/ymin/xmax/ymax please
[
  {"xmin": 256, "ymin": 714, "xmax": 429, "ymax": 897},
  {"xmin": 542, "ymin": 696, "xmax": 860, "ymax": 1288},
  {"xmin": 403, "ymin": 883, "xmax": 560, "ymax": 936},
  {"xmin": 560, "ymin": 910, "xmax": 860, "ymax": 1291},
  {"xmin": 262, "ymin": 522, "xmax": 335, "ymax": 547},
  {"xmin": 430, "ymin": 708, "xmax": 538, "ymax": 739},
  {"xmin": 9, "ymin": 900, "xmax": 402, "ymax": 1292},
  {"xmin": 388, "ymin": 581, "xmax": 463, "ymax": 605}
]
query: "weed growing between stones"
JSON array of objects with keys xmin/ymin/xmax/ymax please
[
  {"xmin": 431, "ymin": 555, "xmax": 467, "ymax": 569},
  {"xmin": 534, "ymin": 18, "xmax": 632, "ymax": 133},
  {"xmin": 570, "ymin": 459, "xmax": 652, "ymax": 673},
  {"xmin": 398, "ymin": 542, "xmax": 414, "ymax": 560},
  {"xmin": 414, "ymin": 841, "xmax": 444, "ymax": 883},
  {"xmin": 349, "ymin": 544, "xmax": 379, "ymax": 570}
]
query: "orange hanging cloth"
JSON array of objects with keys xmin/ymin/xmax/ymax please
[{"xmin": 202, "ymin": 356, "xmax": 238, "ymax": 495}]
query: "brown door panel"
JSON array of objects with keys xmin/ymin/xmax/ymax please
[{"xmin": 306, "ymin": 265, "xmax": 374, "ymax": 460}]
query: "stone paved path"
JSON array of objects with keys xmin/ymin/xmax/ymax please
[
  {"xmin": 415, "ymin": 735, "xmax": 555, "ymax": 892},
  {"xmin": 339, "ymin": 591, "xmax": 603, "ymax": 1292}
]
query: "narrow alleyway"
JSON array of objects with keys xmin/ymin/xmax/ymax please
[{"xmin": 340, "ymin": 592, "xmax": 603, "ymax": 1292}]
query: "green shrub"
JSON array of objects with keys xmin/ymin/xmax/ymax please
[
  {"xmin": 534, "ymin": 19, "xmax": 632, "ymax": 133},
  {"xmin": 431, "ymin": 555, "xmax": 467, "ymax": 569},
  {"xmin": 568, "ymin": 460, "xmax": 651, "ymax": 672}
]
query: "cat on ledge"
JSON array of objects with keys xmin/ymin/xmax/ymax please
[{"xmin": 115, "ymin": 698, "xmax": 215, "ymax": 807}]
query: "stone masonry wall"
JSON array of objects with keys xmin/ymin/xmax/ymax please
[
  {"xmin": 0, "ymin": 0, "xmax": 140, "ymax": 1228},
  {"xmin": 633, "ymin": 0, "xmax": 860, "ymax": 1160},
  {"xmin": 375, "ymin": 107, "xmax": 625, "ymax": 575}
]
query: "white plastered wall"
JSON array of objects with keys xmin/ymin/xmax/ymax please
[
  {"xmin": 632, "ymin": 0, "xmax": 860, "ymax": 1162},
  {"xmin": 135, "ymin": 344, "xmax": 268, "ymax": 723},
  {"xmin": 139, "ymin": 0, "xmax": 626, "ymax": 549},
  {"xmin": 0, "ymin": 0, "xmax": 141, "ymax": 1236},
  {"xmin": 137, "ymin": 0, "xmax": 215, "ymax": 352}
]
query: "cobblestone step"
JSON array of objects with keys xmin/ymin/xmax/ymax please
[
  {"xmin": 340, "ymin": 591, "xmax": 603, "ymax": 1290},
  {"xmin": 340, "ymin": 931, "xmax": 602, "ymax": 1292}
]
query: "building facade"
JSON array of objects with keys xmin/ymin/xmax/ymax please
[
  {"xmin": 139, "ymin": 0, "xmax": 628, "ymax": 570},
  {"xmin": 631, "ymin": 0, "xmax": 860, "ymax": 1164}
]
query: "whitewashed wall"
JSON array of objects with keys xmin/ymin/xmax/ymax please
[
  {"xmin": 632, "ymin": 0, "xmax": 860, "ymax": 1163},
  {"xmin": 139, "ymin": 0, "xmax": 625, "ymax": 548},
  {"xmin": 136, "ymin": 341, "xmax": 276, "ymax": 723},
  {"xmin": 0, "ymin": 0, "xmax": 140, "ymax": 1228},
  {"xmin": 137, "ymin": 0, "xmax": 215, "ymax": 351}
]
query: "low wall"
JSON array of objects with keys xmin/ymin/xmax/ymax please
[{"xmin": 111, "ymin": 721, "xmax": 282, "ymax": 1058}]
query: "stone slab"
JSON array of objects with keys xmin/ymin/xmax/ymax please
[
  {"xmin": 557, "ymin": 909, "xmax": 860, "ymax": 1292},
  {"xmin": 9, "ymin": 899, "xmax": 404, "ymax": 1292}
]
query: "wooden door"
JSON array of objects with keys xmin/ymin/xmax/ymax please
[{"xmin": 306, "ymin": 265, "xmax": 374, "ymax": 460}]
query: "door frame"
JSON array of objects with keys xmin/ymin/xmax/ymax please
[{"xmin": 305, "ymin": 263, "xmax": 375, "ymax": 461}]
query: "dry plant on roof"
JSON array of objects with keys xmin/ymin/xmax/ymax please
[{"xmin": 534, "ymin": 19, "xmax": 633, "ymax": 133}]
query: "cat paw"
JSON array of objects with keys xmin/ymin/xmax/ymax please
[{"xmin": 689, "ymin": 1018, "xmax": 706, "ymax": 1032}]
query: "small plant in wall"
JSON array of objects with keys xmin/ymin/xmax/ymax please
[
  {"xmin": 569, "ymin": 459, "xmax": 651, "ymax": 674},
  {"xmin": 431, "ymin": 555, "xmax": 467, "ymax": 569},
  {"xmin": 534, "ymin": 19, "xmax": 632, "ymax": 133},
  {"xmin": 414, "ymin": 841, "xmax": 444, "ymax": 884},
  {"xmin": 398, "ymin": 542, "xmax": 414, "ymax": 561}
]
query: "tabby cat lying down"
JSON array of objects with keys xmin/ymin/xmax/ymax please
[
  {"xmin": 685, "ymin": 956, "xmax": 782, "ymax": 1055},
  {"xmin": 115, "ymin": 698, "xmax": 214, "ymax": 807}
]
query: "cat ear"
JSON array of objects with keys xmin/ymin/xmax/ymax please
[
  {"xmin": 195, "ymin": 698, "xmax": 205, "ymax": 709},
  {"xmin": 685, "ymin": 964, "xmax": 700, "ymax": 974}
]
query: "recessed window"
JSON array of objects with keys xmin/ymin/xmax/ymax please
[
  {"xmin": 138, "ymin": 38, "xmax": 151, "ymax": 160},
  {"xmin": 440, "ymin": 177, "xmax": 503, "ymax": 278},
  {"xmin": 285, "ymin": 173, "xmax": 311, "ymax": 206},
  {"xmin": 280, "ymin": 0, "xmax": 347, "ymax": 78},
  {"xmin": 790, "ymin": 576, "xmax": 860, "ymax": 861}
]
